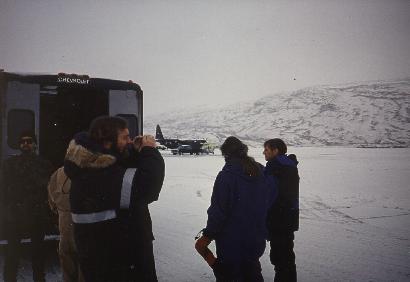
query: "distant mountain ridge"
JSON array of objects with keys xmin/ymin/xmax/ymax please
[{"xmin": 145, "ymin": 79, "xmax": 410, "ymax": 147}]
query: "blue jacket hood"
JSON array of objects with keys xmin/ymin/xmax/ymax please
[
  {"xmin": 265, "ymin": 154, "xmax": 298, "ymax": 173},
  {"xmin": 277, "ymin": 154, "xmax": 298, "ymax": 167}
]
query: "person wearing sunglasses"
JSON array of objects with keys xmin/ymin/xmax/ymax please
[{"xmin": 2, "ymin": 131, "xmax": 53, "ymax": 282}]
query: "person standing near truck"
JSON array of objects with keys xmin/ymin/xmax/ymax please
[{"xmin": 2, "ymin": 131, "xmax": 53, "ymax": 282}]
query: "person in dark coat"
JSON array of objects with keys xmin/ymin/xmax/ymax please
[
  {"xmin": 263, "ymin": 138, "xmax": 300, "ymax": 282},
  {"xmin": 195, "ymin": 136, "xmax": 275, "ymax": 282},
  {"xmin": 64, "ymin": 116, "xmax": 132, "ymax": 282},
  {"xmin": 2, "ymin": 131, "xmax": 53, "ymax": 282},
  {"xmin": 115, "ymin": 135, "xmax": 165, "ymax": 282}
]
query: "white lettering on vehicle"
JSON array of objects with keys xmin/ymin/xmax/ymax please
[{"xmin": 57, "ymin": 77, "xmax": 90, "ymax": 85}]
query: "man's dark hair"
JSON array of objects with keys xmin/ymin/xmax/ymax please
[
  {"xmin": 89, "ymin": 116, "xmax": 128, "ymax": 145},
  {"xmin": 221, "ymin": 136, "xmax": 261, "ymax": 177},
  {"xmin": 264, "ymin": 138, "xmax": 287, "ymax": 155}
]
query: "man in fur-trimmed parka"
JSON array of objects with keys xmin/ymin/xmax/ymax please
[
  {"xmin": 64, "ymin": 116, "xmax": 131, "ymax": 282},
  {"xmin": 65, "ymin": 115, "xmax": 166, "ymax": 282},
  {"xmin": 64, "ymin": 116, "xmax": 164, "ymax": 282}
]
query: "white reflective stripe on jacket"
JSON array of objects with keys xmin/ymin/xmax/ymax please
[
  {"xmin": 120, "ymin": 168, "xmax": 137, "ymax": 209},
  {"xmin": 71, "ymin": 210, "xmax": 116, "ymax": 224}
]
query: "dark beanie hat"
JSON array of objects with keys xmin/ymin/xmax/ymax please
[{"xmin": 19, "ymin": 130, "xmax": 37, "ymax": 144}]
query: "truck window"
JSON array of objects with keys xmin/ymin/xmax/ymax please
[
  {"xmin": 117, "ymin": 114, "xmax": 138, "ymax": 139},
  {"xmin": 7, "ymin": 109, "xmax": 35, "ymax": 149}
]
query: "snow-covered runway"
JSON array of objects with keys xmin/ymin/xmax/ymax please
[{"xmin": 152, "ymin": 147, "xmax": 410, "ymax": 281}]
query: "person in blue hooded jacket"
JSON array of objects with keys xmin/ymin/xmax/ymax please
[
  {"xmin": 195, "ymin": 136, "xmax": 276, "ymax": 282},
  {"xmin": 263, "ymin": 138, "xmax": 299, "ymax": 282}
]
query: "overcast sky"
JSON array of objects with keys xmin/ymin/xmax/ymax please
[{"xmin": 1, "ymin": 0, "xmax": 409, "ymax": 115}]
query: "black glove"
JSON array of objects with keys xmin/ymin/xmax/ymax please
[{"xmin": 212, "ymin": 258, "xmax": 232, "ymax": 281}]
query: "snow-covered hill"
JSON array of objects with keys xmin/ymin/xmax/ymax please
[{"xmin": 145, "ymin": 79, "xmax": 410, "ymax": 147}]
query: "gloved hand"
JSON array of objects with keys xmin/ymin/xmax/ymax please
[
  {"xmin": 140, "ymin": 135, "xmax": 156, "ymax": 150},
  {"xmin": 133, "ymin": 135, "xmax": 156, "ymax": 152}
]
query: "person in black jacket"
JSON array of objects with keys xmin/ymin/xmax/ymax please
[
  {"xmin": 64, "ymin": 116, "xmax": 132, "ymax": 282},
  {"xmin": 115, "ymin": 135, "xmax": 165, "ymax": 282},
  {"xmin": 263, "ymin": 138, "xmax": 299, "ymax": 282},
  {"xmin": 2, "ymin": 131, "xmax": 53, "ymax": 282}
]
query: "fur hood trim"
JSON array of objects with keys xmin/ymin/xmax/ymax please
[{"xmin": 65, "ymin": 139, "xmax": 116, "ymax": 169}]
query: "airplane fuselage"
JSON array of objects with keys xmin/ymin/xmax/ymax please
[
  {"xmin": 157, "ymin": 138, "xmax": 206, "ymax": 150},
  {"xmin": 155, "ymin": 124, "xmax": 207, "ymax": 152}
]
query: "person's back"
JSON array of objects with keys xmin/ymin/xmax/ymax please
[
  {"xmin": 63, "ymin": 116, "xmax": 132, "ymax": 282},
  {"xmin": 64, "ymin": 131, "xmax": 124, "ymax": 216},
  {"xmin": 210, "ymin": 159, "xmax": 270, "ymax": 264},
  {"xmin": 48, "ymin": 167, "xmax": 83, "ymax": 282},
  {"xmin": 196, "ymin": 136, "xmax": 273, "ymax": 282}
]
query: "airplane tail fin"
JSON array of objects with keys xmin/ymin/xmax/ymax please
[{"xmin": 156, "ymin": 124, "xmax": 164, "ymax": 140}]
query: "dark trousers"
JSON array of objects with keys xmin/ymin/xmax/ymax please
[
  {"xmin": 129, "ymin": 239, "xmax": 157, "ymax": 282},
  {"xmin": 269, "ymin": 232, "xmax": 297, "ymax": 282},
  {"xmin": 113, "ymin": 214, "xmax": 158, "ymax": 282},
  {"xmin": 3, "ymin": 223, "xmax": 46, "ymax": 282},
  {"xmin": 214, "ymin": 260, "xmax": 264, "ymax": 282},
  {"xmin": 73, "ymin": 219, "xmax": 117, "ymax": 282}
]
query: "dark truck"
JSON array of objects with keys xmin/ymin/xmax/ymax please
[
  {"xmin": 0, "ymin": 70, "xmax": 143, "ymax": 243},
  {"xmin": 171, "ymin": 144, "xmax": 194, "ymax": 155}
]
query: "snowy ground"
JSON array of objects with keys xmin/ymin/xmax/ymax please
[
  {"xmin": 151, "ymin": 147, "xmax": 410, "ymax": 282},
  {"xmin": 1, "ymin": 147, "xmax": 409, "ymax": 281}
]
